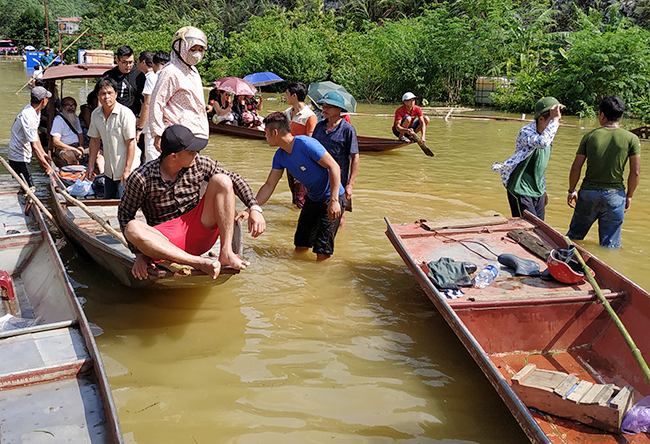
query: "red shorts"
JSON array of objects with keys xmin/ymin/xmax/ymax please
[{"xmin": 153, "ymin": 196, "xmax": 220, "ymax": 256}]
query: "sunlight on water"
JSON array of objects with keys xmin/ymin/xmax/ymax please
[{"xmin": 1, "ymin": 59, "xmax": 648, "ymax": 443}]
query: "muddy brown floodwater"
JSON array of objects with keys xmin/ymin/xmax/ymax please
[{"xmin": 1, "ymin": 59, "xmax": 648, "ymax": 443}]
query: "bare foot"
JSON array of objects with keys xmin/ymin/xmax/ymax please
[
  {"xmin": 195, "ymin": 257, "xmax": 221, "ymax": 279},
  {"xmin": 219, "ymin": 251, "xmax": 249, "ymax": 270}
]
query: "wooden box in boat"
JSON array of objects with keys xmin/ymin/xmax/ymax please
[
  {"xmin": 49, "ymin": 174, "xmax": 242, "ymax": 289},
  {"xmin": 0, "ymin": 177, "xmax": 122, "ymax": 443},
  {"xmin": 385, "ymin": 213, "xmax": 650, "ymax": 443},
  {"xmin": 208, "ymin": 121, "xmax": 412, "ymax": 152}
]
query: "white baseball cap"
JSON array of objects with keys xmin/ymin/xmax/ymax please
[{"xmin": 402, "ymin": 92, "xmax": 416, "ymax": 101}]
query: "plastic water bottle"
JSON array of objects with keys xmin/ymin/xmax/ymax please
[{"xmin": 474, "ymin": 265, "xmax": 498, "ymax": 288}]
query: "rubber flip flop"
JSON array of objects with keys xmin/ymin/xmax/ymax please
[{"xmin": 498, "ymin": 254, "xmax": 541, "ymax": 276}]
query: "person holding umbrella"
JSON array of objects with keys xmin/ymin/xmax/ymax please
[
  {"xmin": 312, "ymin": 91, "xmax": 359, "ymax": 227},
  {"xmin": 150, "ymin": 26, "xmax": 209, "ymax": 152}
]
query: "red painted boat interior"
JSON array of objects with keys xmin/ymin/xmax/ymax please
[{"xmin": 388, "ymin": 217, "xmax": 650, "ymax": 443}]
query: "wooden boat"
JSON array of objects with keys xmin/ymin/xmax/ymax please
[
  {"xmin": 49, "ymin": 173, "xmax": 243, "ymax": 289},
  {"xmin": 209, "ymin": 121, "xmax": 412, "ymax": 152},
  {"xmin": 385, "ymin": 213, "xmax": 650, "ymax": 443},
  {"xmin": 0, "ymin": 177, "xmax": 123, "ymax": 443},
  {"xmin": 630, "ymin": 125, "xmax": 650, "ymax": 141}
]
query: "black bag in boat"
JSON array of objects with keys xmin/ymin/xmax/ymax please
[{"xmin": 92, "ymin": 174, "xmax": 105, "ymax": 198}]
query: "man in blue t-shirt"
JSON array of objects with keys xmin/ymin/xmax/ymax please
[{"xmin": 256, "ymin": 112, "xmax": 346, "ymax": 261}]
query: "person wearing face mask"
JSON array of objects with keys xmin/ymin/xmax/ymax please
[{"xmin": 149, "ymin": 26, "xmax": 209, "ymax": 153}]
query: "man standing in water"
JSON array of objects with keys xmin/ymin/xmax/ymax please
[
  {"xmin": 118, "ymin": 124, "xmax": 265, "ymax": 279},
  {"xmin": 312, "ymin": 91, "xmax": 359, "ymax": 227},
  {"xmin": 393, "ymin": 92, "xmax": 430, "ymax": 143},
  {"xmin": 150, "ymin": 26, "xmax": 209, "ymax": 152},
  {"xmin": 566, "ymin": 95, "xmax": 641, "ymax": 248},
  {"xmin": 492, "ymin": 97, "xmax": 562, "ymax": 220},
  {"xmin": 257, "ymin": 112, "xmax": 345, "ymax": 261},
  {"xmin": 8, "ymin": 86, "xmax": 54, "ymax": 186}
]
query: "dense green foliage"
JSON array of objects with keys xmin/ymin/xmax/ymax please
[{"xmin": 4, "ymin": 0, "xmax": 650, "ymax": 120}]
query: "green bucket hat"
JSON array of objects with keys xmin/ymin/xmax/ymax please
[
  {"xmin": 318, "ymin": 91, "xmax": 348, "ymax": 112},
  {"xmin": 534, "ymin": 97, "xmax": 562, "ymax": 119}
]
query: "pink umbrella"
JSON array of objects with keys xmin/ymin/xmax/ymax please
[{"xmin": 213, "ymin": 77, "xmax": 257, "ymax": 96}]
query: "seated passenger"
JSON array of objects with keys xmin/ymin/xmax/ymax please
[
  {"xmin": 244, "ymin": 94, "xmax": 264, "ymax": 128},
  {"xmin": 211, "ymin": 90, "xmax": 235, "ymax": 125},
  {"xmin": 50, "ymin": 97, "xmax": 84, "ymax": 166}
]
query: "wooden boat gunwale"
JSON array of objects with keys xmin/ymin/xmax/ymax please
[{"xmin": 208, "ymin": 121, "xmax": 413, "ymax": 152}]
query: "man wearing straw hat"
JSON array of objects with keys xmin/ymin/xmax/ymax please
[
  {"xmin": 8, "ymin": 86, "xmax": 54, "ymax": 187},
  {"xmin": 492, "ymin": 97, "xmax": 562, "ymax": 221}
]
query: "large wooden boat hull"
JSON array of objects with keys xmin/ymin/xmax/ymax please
[
  {"xmin": 385, "ymin": 213, "xmax": 650, "ymax": 443},
  {"xmin": 49, "ymin": 174, "xmax": 242, "ymax": 289},
  {"xmin": 209, "ymin": 121, "xmax": 412, "ymax": 152},
  {"xmin": 0, "ymin": 177, "xmax": 122, "ymax": 443}
]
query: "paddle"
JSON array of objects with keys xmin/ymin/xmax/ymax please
[
  {"xmin": 565, "ymin": 237, "xmax": 650, "ymax": 386},
  {"xmin": 16, "ymin": 28, "xmax": 90, "ymax": 95},
  {"xmin": 408, "ymin": 132, "xmax": 435, "ymax": 157},
  {"xmin": 0, "ymin": 156, "xmax": 59, "ymax": 229},
  {"xmin": 53, "ymin": 183, "xmax": 192, "ymax": 277}
]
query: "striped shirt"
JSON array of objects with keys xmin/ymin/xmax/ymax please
[{"xmin": 118, "ymin": 155, "xmax": 258, "ymax": 253}]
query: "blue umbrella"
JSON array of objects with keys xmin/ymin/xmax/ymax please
[{"xmin": 243, "ymin": 72, "xmax": 283, "ymax": 87}]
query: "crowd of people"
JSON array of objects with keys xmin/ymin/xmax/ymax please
[{"xmin": 7, "ymin": 25, "xmax": 642, "ymax": 281}]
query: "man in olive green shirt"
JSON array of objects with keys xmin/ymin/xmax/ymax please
[{"xmin": 567, "ymin": 95, "xmax": 641, "ymax": 248}]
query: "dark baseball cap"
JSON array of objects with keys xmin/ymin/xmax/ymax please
[{"xmin": 160, "ymin": 124, "xmax": 208, "ymax": 155}]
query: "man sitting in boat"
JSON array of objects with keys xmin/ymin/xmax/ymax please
[
  {"xmin": 256, "ymin": 112, "xmax": 345, "ymax": 262},
  {"xmin": 118, "ymin": 124, "xmax": 266, "ymax": 279},
  {"xmin": 50, "ymin": 97, "xmax": 85, "ymax": 166},
  {"xmin": 208, "ymin": 90, "xmax": 235, "ymax": 125},
  {"xmin": 392, "ymin": 92, "xmax": 429, "ymax": 143},
  {"xmin": 150, "ymin": 26, "xmax": 209, "ymax": 152}
]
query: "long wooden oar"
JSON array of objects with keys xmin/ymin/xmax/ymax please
[
  {"xmin": 0, "ymin": 156, "xmax": 59, "ymax": 229},
  {"xmin": 565, "ymin": 237, "xmax": 650, "ymax": 385},
  {"xmin": 54, "ymin": 185, "xmax": 191, "ymax": 276},
  {"xmin": 409, "ymin": 132, "xmax": 435, "ymax": 157},
  {"xmin": 16, "ymin": 28, "xmax": 90, "ymax": 95}
]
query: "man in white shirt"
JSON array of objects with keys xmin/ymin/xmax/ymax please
[
  {"xmin": 86, "ymin": 77, "xmax": 140, "ymax": 199},
  {"xmin": 9, "ymin": 86, "xmax": 54, "ymax": 186},
  {"xmin": 50, "ymin": 96, "xmax": 84, "ymax": 165},
  {"xmin": 137, "ymin": 50, "xmax": 160, "ymax": 162}
]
